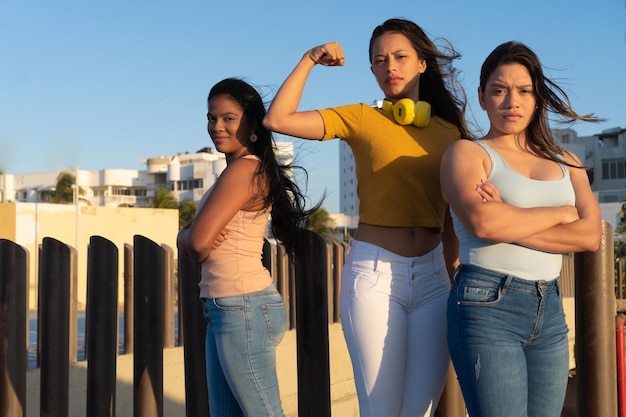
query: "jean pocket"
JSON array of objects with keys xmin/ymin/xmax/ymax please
[
  {"xmin": 351, "ymin": 271, "xmax": 383, "ymax": 294},
  {"xmin": 456, "ymin": 279, "xmax": 501, "ymax": 306},
  {"xmin": 261, "ymin": 301, "xmax": 287, "ymax": 345},
  {"xmin": 212, "ymin": 296, "xmax": 245, "ymax": 311}
]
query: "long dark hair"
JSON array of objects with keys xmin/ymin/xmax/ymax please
[
  {"xmin": 369, "ymin": 18, "xmax": 471, "ymax": 138},
  {"xmin": 208, "ymin": 78, "xmax": 318, "ymax": 257},
  {"xmin": 479, "ymin": 41, "xmax": 603, "ymax": 165}
]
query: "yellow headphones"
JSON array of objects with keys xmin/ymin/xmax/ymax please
[{"xmin": 382, "ymin": 98, "xmax": 431, "ymax": 127}]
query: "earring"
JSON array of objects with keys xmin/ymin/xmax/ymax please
[{"xmin": 249, "ymin": 132, "xmax": 258, "ymax": 143}]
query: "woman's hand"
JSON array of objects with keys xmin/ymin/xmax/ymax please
[
  {"xmin": 476, "ymin": 179, "xmax": 501, "ymax": 203},
  {"xmin": 212, "ymin": 230, "xmax": 228, "ymax": 250},
  {"xmin": 307, "ymin": 42, "xmax": 345, "ymax": 66}
]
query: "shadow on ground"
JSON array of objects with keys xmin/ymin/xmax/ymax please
[{"xmin": 561, "ymin": 372, "xmax": 577, "ymax": 417}]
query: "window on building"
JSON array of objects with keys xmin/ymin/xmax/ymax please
[
  {"xmin": 601, "ymin": 195, "xmax": 619, "ymax": 203},
  {"xmin": 194, "ymin": 179, "xmax": 203, "ymax": 189},
  {"xmin": 40, "ymin": 190, "xmax": 53, "ymax": 201},
  {"xmin": 602, "ymin": 158, "xmax": 626, "ymax": 180}
]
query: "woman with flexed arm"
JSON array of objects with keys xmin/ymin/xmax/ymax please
[
  {"xmin": 440, "ymin": 41, "xmax": 602, "ymax": 417},
  {"xmin": 265, "ymin": 18, "xmax": 469, "ymax": 417}
]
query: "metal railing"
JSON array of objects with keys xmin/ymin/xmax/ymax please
[{"xmin": 0, "ymin": 222, "xmax": 621, "ymax": 417}]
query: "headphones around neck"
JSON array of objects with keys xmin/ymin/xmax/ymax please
[{"xmin": 382, "ymin": 98, "xmax": 431, "ymax": 127}]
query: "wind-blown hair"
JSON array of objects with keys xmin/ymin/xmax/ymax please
[
  {"xmin": 369, "ymin": 18, "xmax": 471, "ymax": 139},
  {"xmin": 208, "ymin": 78, "xmax": 318, "ymax": 257},
  {"xmin": 479, "ymin": 41, "xmax": 603, "ymax": 165}
]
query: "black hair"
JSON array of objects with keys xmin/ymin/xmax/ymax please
[{"xmin": 208, "ymin": 78, "xmax": 319, "ymax": 257}]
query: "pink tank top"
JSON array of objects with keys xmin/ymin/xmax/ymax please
[{"xmin": 197, "ymin": 156, "xmax": 273, "ymax": 298}]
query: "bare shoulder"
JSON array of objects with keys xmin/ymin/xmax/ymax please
[
  {"xmin": 561, "ymin": 149, "xmax": 583, "ymax": 166},
  {"xmin": 444, "ymin": 138, "xmax": 486, "ymax": 158},
  {"xmin": 223, "ymin": 156, "xmax": 261, "ymax": 175}
]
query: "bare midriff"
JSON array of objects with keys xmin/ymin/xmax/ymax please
[{"xmin": 354, "ymin": 223, "xmax": 442, "ymax": 258}]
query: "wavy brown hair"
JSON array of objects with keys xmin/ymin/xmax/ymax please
[{"xmin": 479, "ymin": 41, "xmax": 603, "ymax": 166}]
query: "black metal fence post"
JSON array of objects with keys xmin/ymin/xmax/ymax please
[
  {"xmin": 178, "ymin": 253, "xmax": 209, "ymax": 417},
  {"xmin": 294, "ymin": 229, "xmax": 331, "ymax": 417},
  {"xmin": 133, "ymin": 235, "xmax": 164, "ymax": 417},
  {"xmin": 39, "ymin": 237, "xmax": 72, "ymax": 417},
  {"xmin": 0, "ymin": 239, "xmax": 28, "ymax": 417},
  {"xmin": 85, "ymin": 236, "xmax": 119, "ymax": 417}
]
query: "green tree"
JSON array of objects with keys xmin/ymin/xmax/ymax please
[
  {"xmin": 50, "ymin": 172, "xmax": 76, "ymax": 204},
  {"xmin": 179, "ymin": 198, "xmax": 197, "ymax": 230},
  {"xmin": 305, "ymin": 207, "xmax": 338, "ymax": 242},
  {"xmin": 618, "ymin": 202, "xmax": 626, "ymax": 235},
  {"xmin": 152, "ymin": 188, "xmax": 198, "ymax": 230},
  {"xmin": 616, "ymin": 241, "xmax": 626, "ymax": 260},
  {"xmin": 152, "ymin": 188, "xmax": 179, "ymax": 209}
]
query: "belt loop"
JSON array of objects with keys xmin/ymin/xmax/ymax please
[
  {"xmin": 501, "ymin": 275, "xmax": 513, "ymax": 294},
  {"xmin": 373, "ymin": 248, "xmax": 379, "ymax": 272},
  {"xmin": 346, "ymin": 238, "xmax": 354, "ymax": 257}
]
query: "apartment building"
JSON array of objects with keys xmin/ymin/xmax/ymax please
[
  {"xmin": 0, "ymin": 142, "xmax": 294, "ymax": 208},
  {"xmin": 553, "ymin": 126, "xmax": 626, "ymax": 230}
]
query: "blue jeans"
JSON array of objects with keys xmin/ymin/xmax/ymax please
[
  {"xmin": 340, "ymin": 239, "xmax": 451, "ymax": 417},
  {"xmin": 202, "ymin": 285, "xmax": 287, "ymax": 417},
  {"xmin": 447, "ymin": 264, "xmax": 569, "ymax": 417}
]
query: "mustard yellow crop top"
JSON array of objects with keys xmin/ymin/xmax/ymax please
[{"xmin": 318, "ymin": 103, "xmax": 460, "ymax": 231}]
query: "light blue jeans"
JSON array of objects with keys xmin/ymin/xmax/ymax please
[
  {"xmin": 201, "ymin": 285, "xmax": 287, "ymax": 417},
  {"xmin": 340, "ymin": 239, "xmax": 451, "ymax": 417},
  {"xmin": 447, "ymin": 264, "xmax": 569, "ymax": 417}
]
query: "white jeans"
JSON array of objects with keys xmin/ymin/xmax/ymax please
[{"xmin": 340, "ymin": 239, "xmax": 451, "ymax": 417}]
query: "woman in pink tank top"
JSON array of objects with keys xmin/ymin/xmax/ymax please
[{"xmin": 177, "ymin": 78, "xmax": 316, "ymax": 417}]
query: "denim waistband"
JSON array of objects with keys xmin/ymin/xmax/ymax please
[{"xmin": 456, "ymin": 263, "xmax": 560, "ymax": 294}]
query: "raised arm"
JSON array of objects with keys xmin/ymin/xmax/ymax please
[
  {"xmin": 440, "ymin": 140, "xmax": 579, "ymax": 244},
  {"xmin": 263, "ymin": 42, "xmax": 345, "ymax": 140}
]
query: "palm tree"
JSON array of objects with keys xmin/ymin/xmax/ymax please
[
  {"xmin": 50, "ymin": 172, "xmax": 77, "ymax": 204},
  {"xmin": 179, "ymin": 198, "xmax": 197, "ymax": 230},
  {"xmin": 152, "ymin": 188, "xmax": 198, "ymax": 230},
  {"xmin": 152, "ymin": 188, "xmax": 179, "ymax": 209}
]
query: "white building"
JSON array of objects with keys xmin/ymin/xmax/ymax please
[
  {"xmin": 337, "ymin": 140, "xmax": 359, "ymax": 231},
  {"xmin": 0, "ymin": 142, "xmax": 294, "ymax": 208},
  {"xmin": 553, "ymin": 126, "xmax": 626, "ymax": 232}
]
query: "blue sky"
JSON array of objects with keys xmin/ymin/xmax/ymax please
[{"xmin": 1, "ymin": 1, "xmax": 625, "ymax": 212}]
